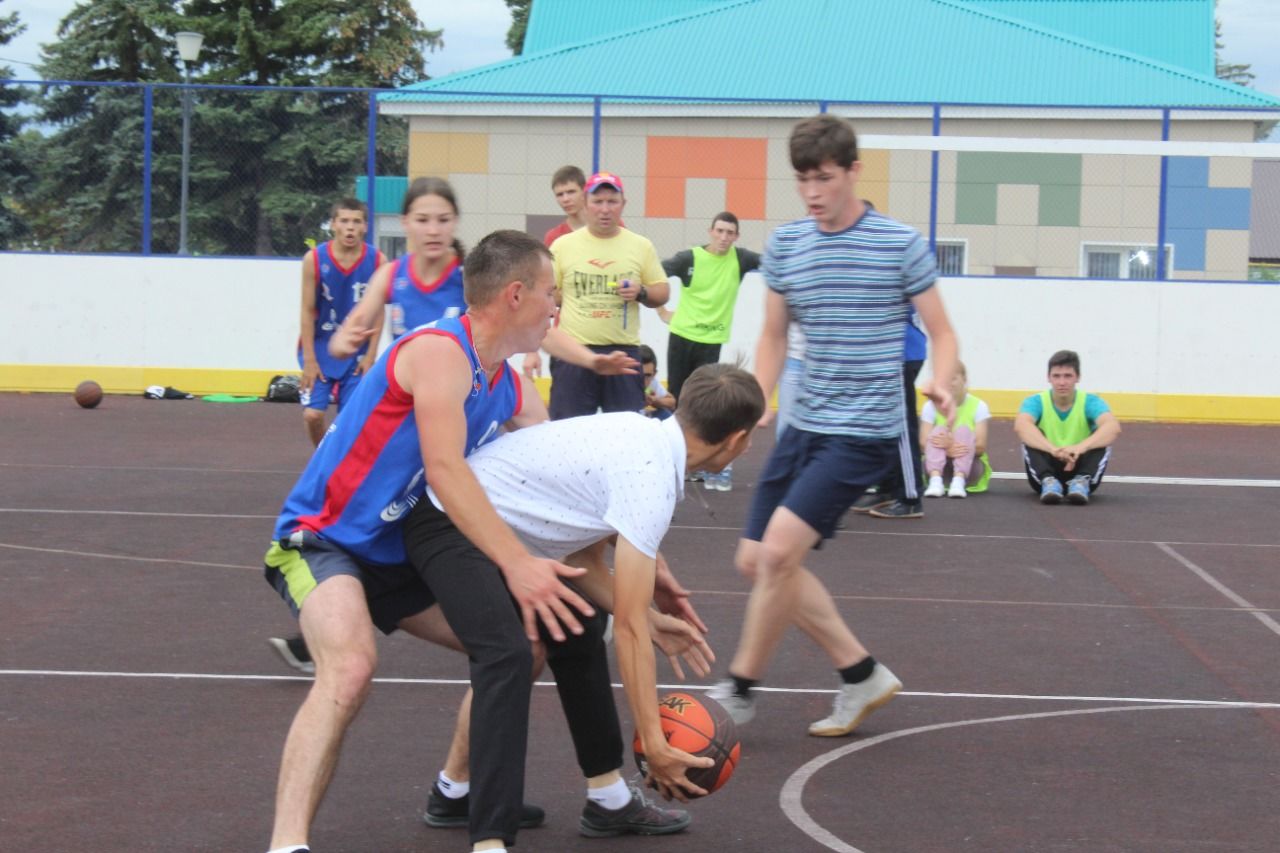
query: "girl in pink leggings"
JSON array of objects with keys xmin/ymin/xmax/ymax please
[{"xmin": 919, "ymin": 362, "xmax": 992, "ymax": 498}]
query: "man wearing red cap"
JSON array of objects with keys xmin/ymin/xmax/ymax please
[{"xmin": 541, "ymin": 172, "xmax": 670, "ymax": 419}]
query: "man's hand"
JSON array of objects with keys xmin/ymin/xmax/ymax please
[
  {"xmin": 653, "ymin": 554, "xmax": 708, "ymax": 634},
  {"xmin": 522, "ymin": 351, "xmax": 542, "ymax": 379},
  {"xmin": 649, "ymin": 611, "xmax": 713, "ymax": 679},
  {"xmin": 617, "ymin": 279, "xmax": 641, "ymax": 302},
  {"xmin": 756, "ymin": 408, "xmax": 777, "ymax": 430},
  {"xmin": 354, "ymin": 351, "xmax": 377, "ymax": 377},
  {"xmin": 919, "ymin": 380, "xmax": 955, "ymax": 426},
  {"xmin": 498, "ymin": 555, "xmax": 596, "ymax": 642},
  {"xmin": 641, "ymin": 740, "xmax": 713, "ymax": 802},
  {"xmin": 591, "ymin": 350, "xmax": 640, "ymax": 376},
  {"xmin": 330, "ymin": 320, "xmax": 378, "ymax": 360},
  {"xmin": 300, "ymin": 358, "xmax": 321, "ymax": 393}
]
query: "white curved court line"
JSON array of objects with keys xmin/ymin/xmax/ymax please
[{"xmin": 780, "ymin": 703, "xmax": 1248, "ymax": 853}]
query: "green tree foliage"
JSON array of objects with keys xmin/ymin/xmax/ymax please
[
  {"xmin": 505, "ymin": 0, "xmax": 530, "ymax": 54},
  {"xmin": 17, "ymin": 0, "xmax": 440, "ymax": 255},
  {"xmin": 0, "ymin": 0, "xmax": 31, "ymax": 245}
]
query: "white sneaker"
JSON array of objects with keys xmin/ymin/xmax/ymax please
[
  {"xmin": 948, "ymin": 477, "xmax": 967, "ymax": 498},
  {"xmin": 923, "ymin": 477, "xmax": 945, "ymax": 498},
  {"xmin": 707, "ymin": 679, "xmax": 756, "ymax": 725},
  {"xmin": 808, "ymin": 663, "xmax": 902, "ymax": 737}
]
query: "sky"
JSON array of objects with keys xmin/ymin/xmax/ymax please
[{"xmin": 2, "ymin": 0, "xmax": 1278, "ymax": 99}]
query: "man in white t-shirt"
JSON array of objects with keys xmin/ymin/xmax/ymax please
[{"xmin": 392, "ymin": 363, "xmax": 764, "ymax": 851}]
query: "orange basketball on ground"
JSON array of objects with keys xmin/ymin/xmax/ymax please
[
  {"xmin": 633, "ymin": 692, "xmax": 740, "ymax": 797},
  {"xmin": 74, "ymin": 380, "xmax": 104, "ymax": 409}
]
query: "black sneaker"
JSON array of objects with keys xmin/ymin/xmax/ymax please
[
  {"xmin": 579, "ymin": 785, "xmax": 691, "ymax": 838},
  {"xmin": 868, "ymin": 500, "xmax": 924, "ymax": 519},
  {"xmin": 850, "ymin": 491, "xmax": 892, "ymax": 514},
  {"xmin": 423, "ymin": 782, "xmax": 546, "ymax": 829},
  {"xmin": 268, "ymin": 634, "xmax": 314, "ymax": 675}
]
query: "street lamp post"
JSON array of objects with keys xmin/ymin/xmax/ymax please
[{"xmin": 175, "ymin": 31, "xmax": 204, "ymax": 255}]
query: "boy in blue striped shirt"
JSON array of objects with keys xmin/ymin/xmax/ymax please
[{"xmin": 711, "ymin": 114, "xmax": 959, "ymax": 736}]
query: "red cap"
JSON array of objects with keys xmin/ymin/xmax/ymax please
[{"xmin": 585, "ymin": 171, "xmax": 624, "ymax": 194}]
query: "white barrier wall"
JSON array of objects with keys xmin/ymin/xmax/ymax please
[{"xmin": 2, "ymin": 253, "xmax": 1278, "ymax": 420}]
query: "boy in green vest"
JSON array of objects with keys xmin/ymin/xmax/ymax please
[
  {"xmin": 1013, "ymin": 350, "xmax": 1122, "ymax": 505},
  {"xmin": 920, "ymin": 361, "xmax": 992, "ymax": 498}
]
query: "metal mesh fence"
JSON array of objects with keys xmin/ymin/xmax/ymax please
[{"xmin": 2, "ymin": 80, "xmax": 1278, "ymax": 283}]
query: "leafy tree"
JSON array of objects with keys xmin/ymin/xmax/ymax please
[
  {"xmin": 18, "ymin": 0, "xmax": 441, "ymax": 255},
  {"xmin": 0, "ymin": 0, "xmax": 31, "ymax": 246},
  {"xmin": 505, "ymin": 0, "xmax": 530, "ymax": 54}
]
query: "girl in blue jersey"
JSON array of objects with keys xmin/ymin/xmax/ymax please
[{"xmin": 329, "ymin": 177, "xmax": 468, "ymax": 360}]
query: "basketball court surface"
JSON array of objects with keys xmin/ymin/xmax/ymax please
[{"xmin": 2, "ymin": 393, "xmax": 1277, "ymax": 852}]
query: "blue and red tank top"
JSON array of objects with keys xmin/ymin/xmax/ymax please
[
  {"xmin": 387, "ymin": 255, "xmax": 467, "ymax": 339},
  {"xmin": 301, "ymin": 241, "xmax": 382, "ymax": 377},
  {"xmin": 274, "ymin": 314, "xmax": 523, "ymax": 565}
]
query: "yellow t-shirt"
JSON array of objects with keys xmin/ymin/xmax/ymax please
[{"xmin": 551, "ymin": 228, "xmax": 666, "ymax": 346}]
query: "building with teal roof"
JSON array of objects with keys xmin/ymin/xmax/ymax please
[{"xmin": 372, "ymin": 0, "xmax": 1280, "ymax": 281}]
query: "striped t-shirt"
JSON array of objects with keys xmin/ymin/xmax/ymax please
[{"xmin": 763, "ymin": 210, "xmax": 937, "ymax": 438}]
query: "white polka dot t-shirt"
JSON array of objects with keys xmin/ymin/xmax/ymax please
[{"xmin": 427, "ymin": 411, "xmax": 686, "ymax": 559}]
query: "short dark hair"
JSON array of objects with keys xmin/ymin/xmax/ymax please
[
  {"xmin": 638, "ymin": 345, "xmax": 658, "ymax": 367},
  {"xmin": 551, "ymin": 165, "xmax": 585, "ymax": 189},
  {"xmin": 789, "ymin": 114, "xmax": 859, "ymax": 172},
  {"xmin": 675, "ymin": 363, "xmax": 765, "ymax": 444},
  {"xmin": 330, "ymin": 197, "xmax": 368, "ymax": 220},
  {"xmin": 1048, "ymin": 350, "xmax": 1081, "ymax": 375},
  {"xmin": 711, "ymin": 211, "xmax": 739, "ymax": 230},
  {"xmin": 463, "ymin": 230, "xmax": 552, "ymax": 308}
]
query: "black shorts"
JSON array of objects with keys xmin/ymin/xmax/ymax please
[
  {"xmin": 744, "ymin": 427, "xmax": 898, "ymax": 543},
  {"xmin": 548, "ymin": 347, "xmax": 645, "ymax": 419},
  {"xmin": 263, "ymin": 530, "xmax": 435, "ymax": 634}
]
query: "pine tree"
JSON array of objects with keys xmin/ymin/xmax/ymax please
[
  {"xmin": 505, "ymin": 0, "xmax": 530, "ymax": 54},
  {"xmin": 0, "ymin": 0, "xmax": 31, "ymax": 246}
]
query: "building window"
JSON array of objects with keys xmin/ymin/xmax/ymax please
[
  {"xmin": 379, "ymin": 235, "xmax": 407, "ymax": 260},
  {"xmin": 935, "ymin": 240, "xmax": 967, "ymax": 275},
  {"xmin": 1082, "ymin": 244, "xmax": 1172, "ymax": 280}
]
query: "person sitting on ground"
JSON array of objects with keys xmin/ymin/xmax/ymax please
[
  {"xmin": 1013, "ymin": 349, "xmax": 1121, "ymax": 505},
  {"xmin": 638, "ymin": 345, "xmax": 675, "ymax": 420},
  {"xmin": 920, "ymin": 360, "xmax": 991, "ymax": 498}
]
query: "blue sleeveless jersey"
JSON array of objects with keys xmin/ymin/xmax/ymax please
[
  {"xmin": 301, "ymin": 241, "xmax": 381, "ymax": 377},
  {"xmin": 274, "ymin": 314, "xmax": 523, "ymax": 565},
  {"xmin": 387, "ymin": 255, "xmax": 467, "ymax": 339}
]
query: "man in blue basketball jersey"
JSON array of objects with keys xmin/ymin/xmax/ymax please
[
  {"xmin": 297, "ymin": 198, "xmax": 385, "ymax": 447},
  {"xmin": 262, "ymin": 231, "xmax": 637, "ymax": 853}
]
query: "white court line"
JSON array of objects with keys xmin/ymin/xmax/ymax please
[
  {"xmin": 0, "ymin": 541, "xmax": 255, "ymax": 570},
  {"xmin": 780, "ymin": 704, "xmax": 1250, "ymax": 853},
  {"xmin": 988, "ymin": 471, "xmax": 1280, "ymax": 488},
  {"xmin": 2, "ymin": 669, "xmax": 1276, "ymax": 709},
  {"xmin": 0, "ymin": 462, "xmax": 297, "ymax": 474},
  {"xmin": 1155, "ymin": 542, "xmax": 1280, "ymax": 638},
  {"xmin": 3, "ymin": 507, "xmax": 1278, "ymax": 550}
]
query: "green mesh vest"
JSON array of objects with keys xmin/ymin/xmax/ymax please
[
  {"xmin": 932, "ymin": 394, "xmax": 992, "ymax": 492},
  {"xmin": 1037, "ymin": 390, "xmax": 1090, "ymax": 447}
]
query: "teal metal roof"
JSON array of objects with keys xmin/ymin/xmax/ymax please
[
  {"xmin": 354, "ymin": 176, "xmax": 408, "ymax": 216},
  {"xmin": 968, "ymin": 0, "xmax": 1214, "ymax": 76},
  {"xmin": 523, "ymin": 1, "xmax": 726, "ymax": 55},
  {"xmin": 387, "ymin": 0, "xmax": 1280, "ymax": 109}
]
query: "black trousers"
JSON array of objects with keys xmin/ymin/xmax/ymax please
[
  {"xmin": 1022, "ymin": 445, "xmax": 1112, "ymax": 492},
  {"xmin": 403, "ymin": 502, "xmax": 620, "ymax": 843},
  {"xmin": 666, "ymin": 332, "xmax": 722, "ymax": 401},
  {"xmin": 883, "ymin": 360, "xmax": 924, "ymax": 502}
]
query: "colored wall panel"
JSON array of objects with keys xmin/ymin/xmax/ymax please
[
  {"xmin": 955, "ymin": 152, "xmax": 1082, "ymax": 227},
  {"xmin": 645, "ymin": 136, "xmax": 768, "ymax": 219},
  {"xmin": 408, "ymin": 131, "xmax": 490, "ymax": 176}
]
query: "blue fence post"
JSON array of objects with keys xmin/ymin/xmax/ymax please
[
  {"xmin": 929, "ymin": 103, "xmax": 941, "ymax": 255},
  {"xmin": 1156, "ymin": 108, "xmax": 1171, "ymax": 280},
  {"xmin": 142, "ymin": 84, "xmax": 153, "ymax": 255},
  {"xmin": 818, "ymin": 101, "xmax": 828, "ymax": 114},
  {"xmin": 366, "ymin": 91, "xmax": 378, "ymax": 243},
  {"xmin": 591, "ymin": 97, "xmax": 602, "ymax": 173}
]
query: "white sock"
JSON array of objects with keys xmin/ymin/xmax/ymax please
[
  {"xmin": 266, "ymin": 846, "xmax": 309, "ymax": 853},
  {"xmin": 438, "ymin": 770, "xmax": 470, "ymax": 798},
  {"xmin": 586, "ymin": 778, "xmax": 631, "ymax": 810}
]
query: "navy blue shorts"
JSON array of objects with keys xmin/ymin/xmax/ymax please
[
  {"xmin": 744, "ymin": 427, "xmax": 898, "ymax": 543},
  {"xmin": 548, "ymin": 346, "xmax": 644, "ymax": 420},
  {"xmin": 264, "ymin": 530, "xmax": 435, "ymax": 634}
]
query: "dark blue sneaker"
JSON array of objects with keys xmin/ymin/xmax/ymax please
[
  {"xmin": 579, "ymin": 785, "xmax": 690, "ymax": 837},
  {"xmin": 423, "ymin": 781, "xmax": 545, "ymax": 829}
]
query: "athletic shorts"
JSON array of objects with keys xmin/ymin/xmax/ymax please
[
  {"xmin": 744, "ymin": 427, "xmax": 898, "ymax": 543},
  {"xmin": 263, "ymin": 530, "xmax": 434, "ymax": 634},
  {"xmin": 548, "ymin": 347, "xmax": 645, "ymax": 420},
  {"xmin": 299, "ymin": 360, "xmax": 363, "ymax": 412}
]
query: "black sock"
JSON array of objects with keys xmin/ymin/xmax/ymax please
[
  {"xmin": 729, "ymin": 674, "xmax": 758, "ymax": 698},
  {"xmin": 839, "ymin": 656, "xmax": 876, "ymax": 684}
]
